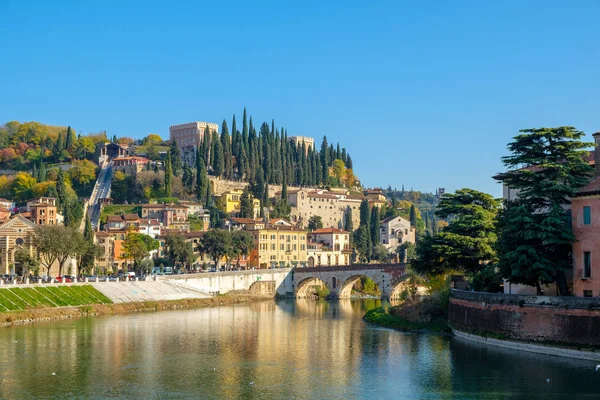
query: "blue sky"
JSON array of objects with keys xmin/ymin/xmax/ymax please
[{"xmin": 1, "ymin": 1, "xmax": 599, "ymax": 197}]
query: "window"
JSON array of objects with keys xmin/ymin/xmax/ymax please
[
  {"xmin": 584, "ymin": 206, "xmax": 592, "ymax": 225},
  {"xmin": 583, "ymin": 252, "xmax": 592, "ymax": 278},
  {"xmin": 271, "ymin": 244, "xmax": 275, "ymax": 250},
  {"xmin": 584, "ymin": 290, "xmax": 593, "ymax": 298},
  {"xmin": 280, "ymin": 244, "xmax": 284, "ymax": 250}
]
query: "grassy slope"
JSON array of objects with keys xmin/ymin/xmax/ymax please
[{"xmin": 0, "ymin": 285, "xmax": 112, "ymax": 311}]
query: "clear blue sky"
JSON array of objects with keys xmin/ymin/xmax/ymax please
[{"xmin": 1, "ymin": 1, "xmax": 599, "ymax": 197}]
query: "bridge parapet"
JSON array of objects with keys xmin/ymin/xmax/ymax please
[{"xmin": 293, "ymin": 263, "xmax": 408, "ymax": 299}]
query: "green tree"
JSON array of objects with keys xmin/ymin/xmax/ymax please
[
  {"xmin": 397, "ymin": 242, "xmax": 416, "ymax": 263},
  {"xmin": 411, "ymin": 188, "xmax": 500, "ymax": 276},
  {"xmin": 495, "ymin": 126, "xmax": 593, "ymax": 295},
  {"xmin": 343, "ymin": 206, "xmax": 353, "ymax": 232},
  {"xmin": 271, "ymin": 198, "xmax": 291, "ymax": 219},
  {"xmin": 69, "ymin": 159, "xmax": 97, "ymax": 186},
  {"xmin": 320, "ymin": 136, "xmax": 329, "ymax": 184},
  {"xmin": 307, "ymin": 215, "xmax": 323, "ymax": 231},
  {"xmin": 14, "ymin": 250, "xmax": 39, "ymax": 276},
  {"xmin": 122, "ymin": 232, "xmax": 159, "ymax": 273},
  {"xmin": 230, "ymin": 230, "xmax": 254, "ymax": 268},
  {"xmin": 370, "ymin": 206, "xmax": 380, "ymax": 245},
  {"xmin": 169, "ymin": 140, "xmax": 183, "ymax": 177},
  {"xmin": 164, "ymin": 234, "xmax": 195, "ymax": 270},
  {"xmin": 35, "ymin": 225, "xmax": 84, "ymax": 277},
  {"xmin": 197, "ymin": 229, "xmax": 231, "ymax": 268},
  {"xmin": 164, "ymin": 152, "xmax": 173, "ymax": 197},
  {"xmin": 409, "ymin": 204, "xmax": 417, "ymax": 228},
  {"xmin": 212, "ymin": 131, "xmax": 224, "ymax": 177},
  {"xmin": 196, "ymin": 149, "xmax": 208, "ymax": 203},
  {"xmin": 65, "ymin": 126, "xmax": 76, "ymax": 152},
  {"xmin": 239, "ymin": 188, "xmax": 254, "ymax": 218},
  {"xmin": 353, "ymin": 225, "xmax": 371, "ymax": 263}
]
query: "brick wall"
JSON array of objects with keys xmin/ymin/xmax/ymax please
[{"xmin": 449, "ymin": 290, "xmax": 600, "ymax": 347}]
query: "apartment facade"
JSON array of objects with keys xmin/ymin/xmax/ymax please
[
  {"xmin": 572, "ymin": 133, "xmax": 600, "ymax": 297},
  {"xmin": 248, "ymin": 225, "xmax": 308, "ymax": 268},
  {"xmin": 307, "ymin": 227, "xmax": 351, "ymax": 266},
  {"xmin": 286, "ymin": 189, "xmax": 363, "ymax": 230},
  {"xmin": 112, "ymin": 156, "xmax": 151, "ymax": 176},
  {"xmin": 169, "ymin": 121, "xmax": 219, "ymax": 165},
  {"xmin": 219, "ymin": 189, "xmax": 261, "ymax": 217}
]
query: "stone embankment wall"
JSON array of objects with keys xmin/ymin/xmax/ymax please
[{"xmin": 449, "ymin": 290, "xmax": 600, "ymax": 347}]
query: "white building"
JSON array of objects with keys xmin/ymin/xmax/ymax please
[
  {"xmin": 307, "ymin": 227, "xmax": 351, "ymax": 266},
  {"xmin": 380, "ymin": 216, "xmax": 415, "ymax": 252}
]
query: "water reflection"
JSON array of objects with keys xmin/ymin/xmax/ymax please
[{"xmin": 0, "ymin": 300, "xmax": 598, "ymax": 399}]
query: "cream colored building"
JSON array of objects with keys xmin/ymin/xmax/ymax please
[
  {"xmin": 380, "ymin": 216, "xmax": 416, "ymax": 251},
  {"xmin": 249, "ymin": 225, "xmax": 308, "ymax": 268},
  {"xmin": 286, "ymin": 189, "xmax": 363, "ymax": 230},
  {"xmin": 307, "ymin": 227, "xmax": 351, "ymax": 266},
  {"xmin": 169, "ymin": 121, "xmax": 219, "ymax": 165},
  {"xmin": 288, "ymin": 136, "xmax": 315, "ymax": 152},
  {"xmin": 0, "ymin": 215, "xmax": 38, "ymax": 275}
]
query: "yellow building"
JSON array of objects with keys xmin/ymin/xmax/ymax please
[
  {"xmin": 220, "ymin": 189, "xmax": 261, "ymax": 217},
  {"xmin": 249, "ymin": 225, "xmax": 308, "ymax": 268}
]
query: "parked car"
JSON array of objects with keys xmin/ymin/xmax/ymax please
[{"xmin": 55, "ymin": 276, "xmax": 74, "ymax": 283}]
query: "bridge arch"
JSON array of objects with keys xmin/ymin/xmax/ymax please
[
  {"xmin": 295, "ymin": 277, "xmax": 330, "ymax": 298},
  {"xmin": 389, "ymin": 275, "xmax": 412, "ymax": 299},
  {"xmin": 337, "ymin": 274, "xmax": 383, "ymax": 299}
]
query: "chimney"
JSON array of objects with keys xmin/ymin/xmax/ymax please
[{"xmin": 594, "ymin": 132, "xmax": 600, "ymax": 177}]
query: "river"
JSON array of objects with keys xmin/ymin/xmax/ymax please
[{"xmin": 0, "ymin": 299, "xmax": 599, "ymax": 399}]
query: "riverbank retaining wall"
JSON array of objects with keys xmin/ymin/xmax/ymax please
[{"xmin": 449, "ymin": 289, "xmax": 600, "ymax": 347}]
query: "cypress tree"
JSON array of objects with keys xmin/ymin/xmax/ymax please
[
  {"xmin": 341, "ymin": 148, "xmax": 347, "ymax": 165},
  {"xmin": 39, "ymin": 161, "xmax": 46, "ymax": 182},
  {"xmin": 239, "ymin": 189, "xmax": 253, "ymax": 218},
  {"xmin": 336, "ymin": 143, "xmax": 341, "ymax": 160},
  {"xmin": 196, "ymin": 148, "xmax": 208, "ymax": 202},
  {"xmin": 205, "ymin": 178, "xmax": 212, "ymax": 207},
  {"xmin": 55, "ymin": 132, "xmax": 65, "ymax": 152},
  {"xmin": 56, "ymin": 169, "xmax": 68, "ymax": 213},
  {"xmin": 202, "ymin": 125, "xmax": 212, "ymax": 167},
  {"xmin": 320, "ymin": 136, "xmax": 329, "ymax": 184},
  {"xmin": 261, "ymin": 179, "xmax": 269, "ymax": 217},
  {"xmin": 409, "ymin": 204, "xmax": 417, "ymax": 227},
  {"xmin": 281, "ymin": 176, "xmax": 288, "ymax": 200},
  {"xmin": 346, "ymin": 154, "xmax": 353, "ymax": 170},
  {"xmin": 66, "ymin": 126, "xmax": 76, "ymax": 151},
  {"xmin": 169, "ymin": 140, "xmax": 183, "ymax": 177},
  {"xmin": 221, "ymin": 120, "xmax": 233, "ymax": 179},
  {"xmin": 164, "ymin": 152, "xmax": 173, "ymax": 197},
  {"xmin": 329, "ymin": 144, "xmax": 335, "ymax": 165},
  {"xmin": 370, "ymin": 206, "xmax": 380, "ymax": 245},
  {"xmin": 344, "ymin": 206, "xmax": 353, "ymax": 232},
  {"xmin": 112, "ymin": 134, "xmax": 117, "ymax": 143},
  {"xmin": 212, "ymin": 131, "xmax": 224, "ymax": 177}
]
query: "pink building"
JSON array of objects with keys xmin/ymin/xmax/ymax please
[{"xmin": 572, "ymin": 132, "xmax": 600, "ymax": 297}]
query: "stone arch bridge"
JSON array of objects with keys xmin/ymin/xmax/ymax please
[
  {"xmin": 160, "ymin": 264, "xmax": 408, "ymax": 299},
  {"xmin": 293, "ymin": 263, "xmax": 408, "ymax": 299}
]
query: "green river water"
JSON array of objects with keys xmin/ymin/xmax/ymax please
[{"xmin": 0, "ymin": 299, "xmax": 599, "ymax": 399}]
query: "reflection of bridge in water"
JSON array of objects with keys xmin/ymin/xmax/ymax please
[
  {"xmin": 162, "ymin": 263, "xmax": 408, "ymax": 299},
  {"xmin": 293, "ymin": 264, "xmax": 408, "ymax": 299}
]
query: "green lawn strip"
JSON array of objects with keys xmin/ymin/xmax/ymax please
[
  {"xmin": 72, "ymin": 286, "xmax": 108, "ymax": 304},
  {"xmin": 9, "ymin": 288, "xmax": 44, "ymax": 308},
  {"xmin": 0, "ymin": 290, "xmax": 18, "ymax": 311},
  {"xmin": 22, "ymin": 287, "xmax": 57, "ymax": 307},
  {"xmin": 36, "ymin": 287, "xmax": 71, "ymax": 307},
  {"xmin": 363, "ymin": 307, "xmax": 449, "ymax": 333},
  {"xmin": 63, "ymin": 286, "xmax": 95, "ymax": 304},
  {"xmin": 52, "ymin": 286, "xmax": 84, "ymax": 306},
  {"xmin": 0, "ymin": 288, "xmax": 31, "ymax": 310},
  {"xmin": 80, "ymin": 285, "xmax": 113, "ymax": 304}
]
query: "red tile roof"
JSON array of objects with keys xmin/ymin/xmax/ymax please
[{"xmin": 310, "ymin": 227, "xmax": 349, "ymax": 234}]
